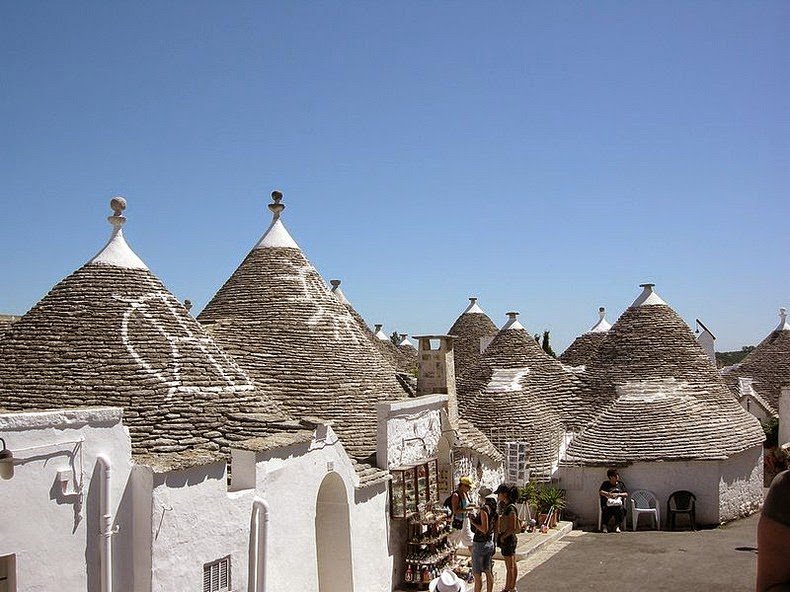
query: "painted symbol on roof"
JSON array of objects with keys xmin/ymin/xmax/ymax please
[
  {"xmin": 115, "ymin": 290, "xmax": 255, "ymax": 398},
  {"xmin": 274, "ymin": 260, "xmax": 363, "ymax": 344}
]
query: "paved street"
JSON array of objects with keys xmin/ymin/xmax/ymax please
[{"xmin": 517, "ymin": 514, "xmax": 759, "ymax": 591}]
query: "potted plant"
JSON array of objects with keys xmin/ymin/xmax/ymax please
[
  {"xmin": 537, "ymin": 485, "xmax": 566, "ymax": 528},
  {"xmin": 518, "ymin": 482, "xmax": 539, "ymax": 525}
]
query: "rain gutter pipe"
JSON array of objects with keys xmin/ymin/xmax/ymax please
[
  {"xmin": 97, "ymin": 454, "xmax": 115, "ymax": 592},
  {"xmin": 250, "ymin": 498, "xmax": 270, "ymax": 592}
]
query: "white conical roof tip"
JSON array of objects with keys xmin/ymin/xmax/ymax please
[
  {"xmin": 502, "ymin": 311, "xmax": 525, "ymax": 331},
  {"xmin": 463, "ymin": 296, "xmax": 486, "ymax": 314},
  {"xmin": 88, "ymin": 196, "xmax": 148, "ymax": 270},
  {"xmin": 777, "ymin": 307, "xmax": 790, "ymax": 331},
  {"xmin": 374, "ymin": 324, "xmax": 389, "ymax": 340},
  {"xmin": 255, "ymin": 189, "xmax": 300, "ymax": 249},
  {"xmin": 398, "ymin": 333, "xmax": 414, "ymax": 347},
  {"xmin": 631, "ymin": 282, "xmax": 667, "ymax": 307},
  {"xmin": 330, "ymin": 279, "xmax": 350, "ymax": 305},
  {"xmin": 589, "ymin": 306, "xmax": 612, "ymax": 333}
]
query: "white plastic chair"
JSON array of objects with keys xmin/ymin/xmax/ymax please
[
  {"xmin": 630, "ymin": 489, "xmax": 660, "ymax": 531},
  {"xmin": 597, "ymin": 502, "xmax": 626, "ymax": 532}
]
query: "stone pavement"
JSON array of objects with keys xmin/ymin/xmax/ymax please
[
  {"xmin": 516, "ymin": 514, "xmax": 760, "ymax": 592},
  {"xmin": 453, "ymin": 522, "xmax": 573, "ymax": 591}
]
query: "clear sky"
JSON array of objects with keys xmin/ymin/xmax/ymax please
[{"xmin": 1, "ymin": 1, "xmax": 788, "ymax": 352}]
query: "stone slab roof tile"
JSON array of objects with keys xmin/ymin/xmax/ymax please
[
  {"xmin": 232, "ymin": 430, "xmax": 315, "ymax": 452},
  {"xmin": 198, "ymin": 196, "xmax": 408, "ymax": 460},
  {"xmin": 577, "ymin": 294, "xmax": 765, "ymax": 460},
  {"xmin": 459, "ymin": 325, "xmax": 592, "ymax": 431},
  {"xmin": 455, "ymin": 418, "xmax": 504, "ymax": 462},
  {"xmin": 448, "ymin": 301, "xmax": 499, "ymax": 379},
  {"xmin": 564, "ymin": 378, "xmax": 764, "ymax": 464},
  {"xmin": 352, "ymin": 459, "xmax": 392, "ymax": 488},
  {"xmin": 134, "ymin": 449, "xmax": 226, "ymax": 473},
  {"xmin": 0, "ymin": 204, "xmax": 292, "ymax": 456},
  {"xmin": 559, "ymin": 332, "xmax": 607, "ymax": 367},
  {"xmin": 722, "ymin": 322, "xmax": 790, "ymax": 413}
]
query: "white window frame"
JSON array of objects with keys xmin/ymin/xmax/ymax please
[
  {"xmin": 203, "ymin": 556, "xmax": 230, "ymax": 592},
  {"xmin": 505, "ymin": 441, "xmax": 530, "ymax": 486}
]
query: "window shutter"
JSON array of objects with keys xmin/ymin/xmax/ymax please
[{"xmin": 203, "ymin": 557, "xmax": 230, "ymax": 592}]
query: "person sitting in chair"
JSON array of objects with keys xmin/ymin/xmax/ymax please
[{"xmin": 599, "ymin": 468, "xmax": 628, "ymax": 533}]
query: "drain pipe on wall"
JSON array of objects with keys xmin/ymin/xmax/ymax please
[
  {"xmin": 249, "ymin": 498, "xmax": 270, "ymax": 592},
  {"xmin": 97, "ymin": 454, "xmax": 116, "ymax": 592}
]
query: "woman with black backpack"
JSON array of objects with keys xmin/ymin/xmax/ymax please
[{"xmin": 469, "ymin": 491, "xmax": 498, "ymax": 592}]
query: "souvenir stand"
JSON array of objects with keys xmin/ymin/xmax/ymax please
[{"xmin": 390, "ymin": 458, "xmax": 471, "ymax": 588}]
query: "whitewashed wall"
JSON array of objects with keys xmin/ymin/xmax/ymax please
[
  {"xmin": 146, "ymin": 461, "xmax": 254, "ymax": 592},
  {"xmin": 143, "ymin": 425, "xmax": 393, "ymax": 592},
  {"xmin": 0, "ymin": 408, "xmax": 133, "ymax": 592},
  {"xmin": 453, "ymin": 450, "xmax": 504, "ymax": 495},
  {"xmin": 559, "ymin": 449, "xmax": 762, "ymax": 527},
  {"xmin": 717, "ymin": 445, "xmax": 763, "ymax": 521},
  {"xmin": 377, "ymin": 395, "xmax": 447, "ymax": 469},
  {"xmin": 250, "ymin": 426, "xmax": 393, "ymax": 592}
]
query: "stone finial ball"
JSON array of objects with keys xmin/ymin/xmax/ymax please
[
  {"xmin": 110, "ymin": 196, "xmax": 127, "ymax": 214},
  {"xmin": 271, "ymin": 190, "xmax": 283, "ymax": 202}
]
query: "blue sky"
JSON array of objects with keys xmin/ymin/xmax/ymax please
[{"xmin": 1, "ymin": 1, "xmax": 788, "ymax": 352}]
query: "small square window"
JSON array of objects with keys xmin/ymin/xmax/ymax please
[{"xmin": 203, "ymin": 556, "xmax": 230, "ymax": 592}]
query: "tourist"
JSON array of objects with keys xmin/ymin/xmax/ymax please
[
  {"xmin": 469, "ymin": 490, "xmax": 497, "ymax": 592},
  {"xmin": 448, "ymin": 476, "xmax": 474, "ymax": 548},
  {"xmin": 757, "ymin": 469, "xmax": 790, "ymax": 592},
  {"xmin": 494, "ymin": 483, "xmax": 519, "ymax": 592},
  {"xmin": 599, "ymin": 468, "xmax": 628, "ymax": 533},
  {"xmin": 429, "ymin": 568, "xmax": 465, "ymax": 592}
]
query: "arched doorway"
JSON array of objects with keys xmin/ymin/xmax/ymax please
[{"xmin": 315, "ymin": 472, "xmax": 354, "ymax": 592}]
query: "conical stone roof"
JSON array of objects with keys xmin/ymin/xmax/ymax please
[
  {"xmin": 559, "ymin": 307, "xmax": 611, "ymax": 367},
  {"xmin": 0, "ymin": 198, "xmax": 290, "ymax": 454},
  {"xmin": 457, "ymin": 312, "xmax": 588, "ymax": 477},
  {"xmin": 198, "ymin": 192, "xmax": 408, "ymax": 460},
  {"xmin": 459, "ymin": 312, "xmax": 590, "ymax": 429},
  {"xmin": 330, "ymin": 280, "xmax": 415, "ymax": 375},
  {"xmin": 723, "ymin": 308, "xmax": 790, "ymax": 413},
  {"xmin": 567, "ymin": 284, "xmax": 764, "ymax": 464},
  {"xmin": 448, "ymin": 297, "xmax": 499, "ymax": 378}
]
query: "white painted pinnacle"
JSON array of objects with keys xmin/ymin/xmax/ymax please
[
  {"xmin": 88, "ymin": 197, "xmax": 148, "ymax": 269},
  {"xmin": 631, "ymin": 283, "xmax": 667, "ymax": 307},
  {"xmin": 502, "ymin": 311, "xmax": 525, "ymax": 331},
  {"xmin": 374, "ymin": 324, "xmax": 389, "ymax": 340},
  {"xmin": 255, "ymin": 190, "xmax": 300, "ymax": 249},
  {"xmin": 398, "ymin": 333, "xmax": 414, "ymax": 347},
  {"xmin": 589, "ymin": 306, "xmax": 612, "ymax": 333},
  {"xmin": 330, "ymin": 279, "xmax": 350, "ymax": 305},
  {"xmin": 463, "ymin": 297, "xmax": 485, "ymax": 314},
  {"xmin": 777, "ymin": 307, "xmax": 790, "ymax": 331}
]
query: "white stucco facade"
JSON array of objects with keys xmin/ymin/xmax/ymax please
[
  {"xmin": 377, "ymin": 395, "xmax": 447, "ymax": 470},
  {"xmin": 144, "ymin": 425, "xmax": 394, "ymax": 592},
  {"xmin": 0, "ymin": 408, "xmax": 133, "ymax": 591},
  {"xmin": 559, "ymin": 445, "xmax": 763, "ymax": 527}
]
